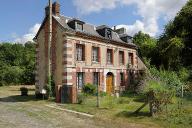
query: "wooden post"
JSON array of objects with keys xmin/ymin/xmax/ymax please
[{"xmin": 97, "ymin": 83, "xmax": 100, "ymax": 108}]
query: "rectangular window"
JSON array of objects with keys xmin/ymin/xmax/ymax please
[
  {"xmin": 77, "ymin": 72, "xmax": 84, "ymax": 89},
  {"xmin": 76, "ymin": 44, "xmax": 85, "ymax": 61},
  {"xmin": 92, "ymin": 47, "xmax": 99, "ymax": 62},
  {"xmin": 129, "ymin": 53, "xmax": 134, "ymax": 66},
  {"xmin": 120, "ymin": 73, "xmax": 124, "ymax": 86},
  {"xmin": 106, "ymin": 28, "xmax": 112, "ymax": 39},
  {"xmin": 93, "ymin": 72, "xmax": 99, "ymax": 85},
  {"xmin": 107, "ymin": 49, "xmax": 113, "ymax": 64},
  {"xmin": 119, "ymin": 51, "xmax": 124, "ymax": 65},
  {"xmin": 76, "ymin": 23, "xmax": 83, "ymax": 31}
]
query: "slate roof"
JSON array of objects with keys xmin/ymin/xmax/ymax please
[{"xmin": 34, "ymin": 14, "xmax": 137, "ymax": 48}]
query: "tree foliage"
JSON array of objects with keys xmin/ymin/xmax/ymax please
[
  {"xmin": 157, "ymin": 0, "xmax": 192, "ymax": 69},
  {"xmin": 133, "ymin": 31, "xmax": 157, "ymax": 59},
  {"xmin": 0, "ymin": 42, "xmax": 35, "ymax": 86}
]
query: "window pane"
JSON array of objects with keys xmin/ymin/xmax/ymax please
[
  {"xmin": 107, "ymin": 49, "xmax": 112, "ymax": 64},
  {"xmin": 77, "ymin": 73, "xmax": 84, "ymax": 89},
  {"xmin": 76, "ymin": 44, "xmax": 84, "ymax": 61},
  {"xmin": 120, "ymin": 73, "xmax": 124, "ymax": 86},
  {"xmin": 129, "ymin": 53, "xmax": 134, "ymax": 65},
  {"xmin": 77, "ymin": 23, "xmax": 83, "ymax": 31},
  {"xmin": 119, "ymin": 51, "xmax": 124, "ymax": 65},
  {"xmin": 92, "ymin": 47, "xmax": 99, "ymax": 62}
]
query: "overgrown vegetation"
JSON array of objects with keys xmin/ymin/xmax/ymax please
[
  {"xmin": 131, "ymin": 1, "xmax": 192, "ymax": 117},
  {"xmin": 82, "ymin": 83, "xmax": 96, "ymax": 95},
  {"xmin": 44, "ymin": 75, "xmax": 56, "ymax": 99}
]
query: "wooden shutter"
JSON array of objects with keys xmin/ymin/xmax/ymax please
[
  {"xmin": 111, "ymin": 49, "xmax": 114, "ymax": 64},
  {"xmin": 82, "ymin": 45, "xmax": 85, "ymax": 61},
  {"xmin": 98, "ymin": 47, "xmax": 101, "ymax": 62}
]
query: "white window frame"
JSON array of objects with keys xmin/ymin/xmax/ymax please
[
  {"xmin": 92, "ymin": 47, "xmax": 99, "ymax": 62},
  {"xmin": 77, "ymin": 72, "xmax": 84, "ymax": 89}
]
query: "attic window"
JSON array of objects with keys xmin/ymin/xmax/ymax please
[
  {"xmin": 96, "ymin": 25, "xmax": 112, "ymax": 39},
  {"xmin": 67, "ymin": 19, "xmax": 85, "ymax": 31},
  {"xmin": 106, "ymin": 28, "xmax": 112, "ymax": 39},
  {"xmin": 76, "ymin": 22, "xmax": 83, "ymax": 31}
]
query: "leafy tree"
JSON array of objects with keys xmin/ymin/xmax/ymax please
[
  {"xmin": 158, "ymin": 0, "xmax": 192, "ymax": 69},
  {"xmin": 0, "ymin": 42, "xmax": 35, "ymax": 86},
  {"xmin": 157, "ymin": 36, "xmax": 184, "ymax": 70},
  {"xmin": 133, "ymin": 31, "xmax": 157, "ymax": 59}
]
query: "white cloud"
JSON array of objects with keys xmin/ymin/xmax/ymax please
[
  {"xmin": 116, "ymin": 20, "xmax": 145, "ymax": 36},
  {"xmin": 73, "ymin": 0, "xmax": 187, "ymax": 36},
  {"xmin": 73, "ymin": 0, "xmax": 119, "ymax": 15},
  {"xmin": 14, "ymin": 23, "xmax": 41, "ymax": 44}
]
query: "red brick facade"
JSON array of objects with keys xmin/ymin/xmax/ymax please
[{"xmin": 35, "ymin": 2, "xmax": 145, "ymax": 104}]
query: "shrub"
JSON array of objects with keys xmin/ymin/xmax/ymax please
[
  {"xmin": 99, "ymin": 91, "xmax": 107, "ymax": 97},
  {"xmin": 44, "ymin": 75, "xmax": 55, "ymax": 99},
  {"xmin": 178, "ymin": 67, "xmax": 190, "ymax": 82},
  {"xmin": 44, "ymin": 84, "xmax": 51, "ymax": 99},
  {"xmin": 20, "ymin": 87, "xmax": 28, "ymax": 96},
  {"xmin": 144, "ymin": 80, "xmax": 175, "ymax": 115},
  {"xmin": 149, "ymin": 67, "xmax": 183, "ymax": 96},
  {"xmin": 77, "ymin": 93, "xmax": 86, "ymax": 104},
  {"xmin": 82, "ymin": 83, "xmax": 96, "ymax": 95}
]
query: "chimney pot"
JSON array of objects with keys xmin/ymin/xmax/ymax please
[{"xmin": 114, "ymin": 26, "xmax": 116, "ymax": 30}]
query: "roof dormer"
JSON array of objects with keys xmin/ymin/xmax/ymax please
[
  {"xmin": 119, "ymin": 34, "xmax": 133, "ymax": 43},
  {"xmin": 67, "ymin": 18, "xmax": 85, "ymax": 31},
  {"xmin": 96, "ymin": 25, "xmax": 112, "ymax": 39}
]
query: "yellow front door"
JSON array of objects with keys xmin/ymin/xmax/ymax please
[{"xmin": 106, "ymin": 74, "xmax": 113, "ymax": 94}]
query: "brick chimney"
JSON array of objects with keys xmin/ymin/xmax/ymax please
[
  {"xmin": 52, "ymin": 2, "xmax": 60, "ymax": 16},
  {"xmin": 45, "ymin": 2, "xmax": 60, "ymax": 16}
]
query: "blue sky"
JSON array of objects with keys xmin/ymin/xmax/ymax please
[{"xmin": 0, "ymin": 0, "xmax": 187, "ymax": 43}]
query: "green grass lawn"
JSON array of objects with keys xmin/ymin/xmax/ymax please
[
  {"xmin": 1, "ymin": 86, "xmax": 191, "ymax": 128},
  {"xmin": 59, "ymin": 93, "xmax": 192, "ymax": 128}
]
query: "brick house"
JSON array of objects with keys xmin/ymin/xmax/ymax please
[{"xmin": 34, "ymin": 2, "xmax": 146, "ymax": 103}]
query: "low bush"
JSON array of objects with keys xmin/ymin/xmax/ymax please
[
  {"xmin": 20, "ymin": 87, "xmax": 28, "ymax": 96},
  {"xmin": 82, "ymin": 83, "xmax": 96, "ymax": 95},
  {"xmin": 143, "ymin": 80, "xmax": 176, "ymax": 116},
  {"xmin": 99, "ymin": 91, "xmax": 107, "ymax": 97},
  {"xmin": 77, "ymin": 93, "xmax": 86, "ymax": 104},
  {"xmin": 149, "ymin": 67, "xmax": 183, "ymax": 95}
]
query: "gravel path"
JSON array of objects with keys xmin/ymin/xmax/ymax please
[{"xmin": 0, "ymin": 87, "xmax": 106, "ymax": 128}]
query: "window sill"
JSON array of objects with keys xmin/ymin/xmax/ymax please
[
  {"xmin": 92, "ymin": 61, "xmax": 100, "ymax": 64},
  {"xmin": 107, "ymin": 63, "xmax": 114, "ymax": 66},
  {"xmin": 76, "ymin": 60, "xmax": 85, "ymax": 63}
]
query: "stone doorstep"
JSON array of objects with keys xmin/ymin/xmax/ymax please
[{"xmin": 45, "ymin": 104, "xmax": 94, "ymax": 118}]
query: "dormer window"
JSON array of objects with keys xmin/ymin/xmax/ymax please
[
  {"xmin": 119, "ymin": 34, "xmax": 133, "ymax": 43},
  {"xmin": 76, "ymin": 22, "xmax": 83, "ymax": 31},
  {"xmin": 106, "ymin": 28, "xmax": 112, "ymax": 39},
  {"xmin": 96, "ymin": 25, "xmax": 113, "ymax": 39},
  {"xmin": 68, "ymin": 18, "xmax": 85, "ymax": 31}
]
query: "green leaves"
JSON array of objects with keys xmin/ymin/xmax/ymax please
[
  {"xmin": 133, "ymin": 31, "xmax": 157, "ymax": 58},
  {"xmin": 0, "ymin": 42, "xmax": 35, "ymax": 86}
]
